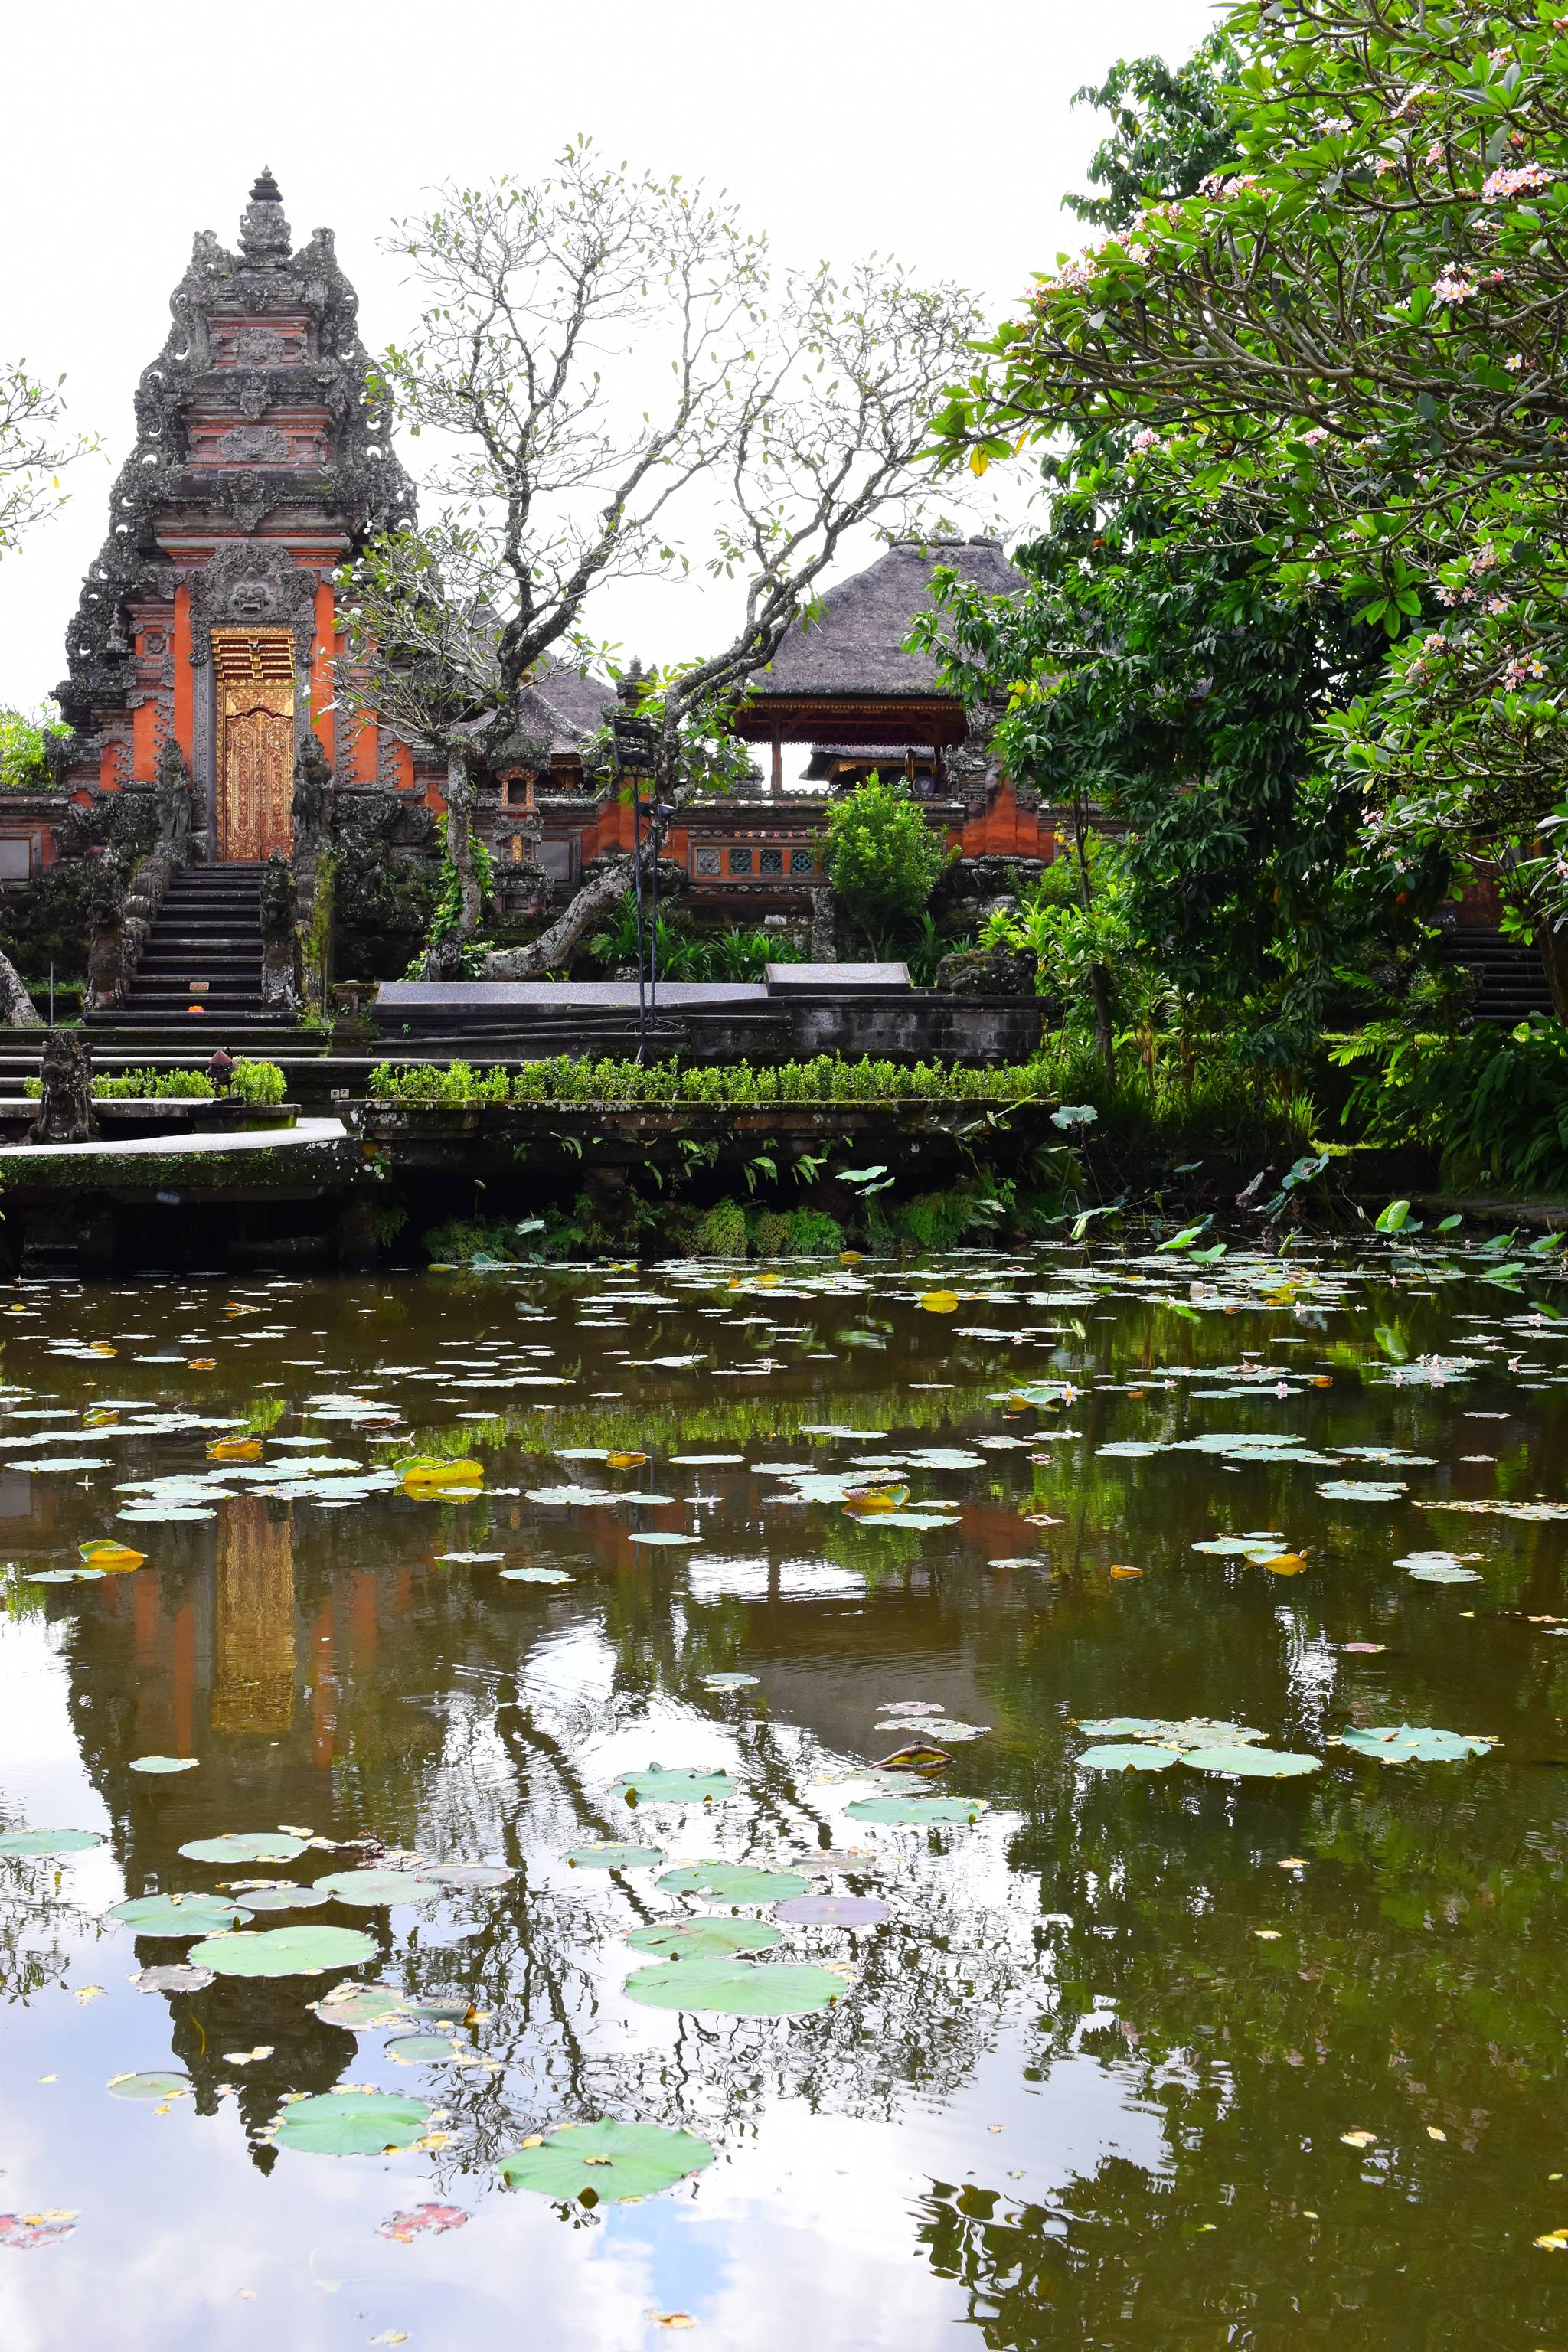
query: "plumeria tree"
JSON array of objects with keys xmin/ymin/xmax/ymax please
[
  {"xmin": 932, "ymin": 0, "xmax": 1568, "ymax": 1008},
  {"xmin": 0, "ymin": 359, "xmax": 95, "ymax": 561}
]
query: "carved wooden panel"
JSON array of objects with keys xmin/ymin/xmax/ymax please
[{"xmin": 214, "ymin": 629, "xmax": 295, "ymax": 863}]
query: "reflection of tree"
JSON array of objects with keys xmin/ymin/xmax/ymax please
[{"xmin": 0, "ymin": 1864, "xmax": 104, "ymax": 2003}]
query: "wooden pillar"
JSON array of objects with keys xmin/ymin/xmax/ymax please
[{"xmin": 771, "ymin": 726, "xmax": 783, "ymax": 798}]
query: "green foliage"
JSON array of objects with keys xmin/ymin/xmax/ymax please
[
  {"xmin": 368, "ymin": 1054, "xmax": 1038, "ymax": 1109},
  {"xmin": 1333, "ymin": 1019, "xmax": 1568, "ymax": 1193},
  {"xmin": 0, "ymin": 706, "xmax": 68, "ymax": 792},
  {"xmin": 587, "ymin": 892, "xmax": 803, "ymax": 982},
  {"xmin": 695, "ymin": 1197, "xmax": 749, "ymax": 1256},
  {"xmin": 230, "ymin": 1058, "xmax": 287, "ymax": 1106},
  {"xmin": 824, "ymin": 774, "xmax": 951, "ymax": 955},
  {"xmin": 26, "ymin": 1067, "xmax": 214, "ymax": 1100},
  {"xmin": 0, "ymin": 861, "xmax": 93, "ymax": 981},
  {"xmin": 1067, "ymin": 30, "xmax": 1245, "ymax": 230},
  {"xmin": 427, "ymin": 813, "xmax": 495, "ymax": 945}
]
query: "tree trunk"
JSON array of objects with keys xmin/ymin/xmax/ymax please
[
  {"xmin": 444, "ymin": 749, "xmax": 483, "ymax": 940},
  {"xmin": 1089, "ymin": 961, "xmax": 1116, "ymax": 1077},
  {"xmin": 0, "ymin": 947, "xmax": 43, "ymax": 1029},
  {"xmin": 481, "ymin": 841, "xmax": 655, "ymax": 981}
]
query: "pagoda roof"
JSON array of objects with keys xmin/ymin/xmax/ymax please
[{"xmin": 742, "ymin": 536, "xmax": 1021, "ymax": 710}]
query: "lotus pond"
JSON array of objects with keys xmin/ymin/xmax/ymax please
[{"xmin": 0, "ymin": 1236, "xmax": 1566, "ymax": 2347}]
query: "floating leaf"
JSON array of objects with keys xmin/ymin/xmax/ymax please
[
  {"xmin": 240, "ymin": 1884, "xmax": 329, "ymax": 1912},
  {"xmin": 436, "ymin": 1550, "xmax": 505, "ymax": 1564},
  {"xmin": 271, "ymin": 2089, "xmax": 432, "ymax": 2156},
  {"xmin": 0, "ymin": 1828, "xmax": 104, "ymax": 1859},
  {"xmin": 612, "ymin": 1767, "xmax": 736, "ymax": 1806},
  {"xmin": 626, "ymin": 1918, "xmax": 781, "ymax": 1958},
  {"xmin": 313, "ymin": 1869, "xmax": 445, "ymax": 1906},
  {"xmin": 132, "ymin": 1963, "xmax": 213, "ymax": 1994},
  {"xmin": 566, "ymin": 1844, "xmax": 665, "ymax": 1870},
  {"xmin": 500, "ymin": 1566, "xmax": 574, "ymax": 1583},
  {"xmin": 1179, "ymin": 1746, "xmax": 1321, "ymax": 1779},
  {"xmin": 309, "ymin": 1983, "xmax": 413, "ymax": 2030},
  {"xmin": 627, "ymin": 1530, "xmax": 701, "ymax": 1547},
  {"xmin": 498, "ymin": 2118, "xmax": 714, "ymax": 2203},
  {"xmin": 129, "ymin": 1756, "xmax": 198, "ymax": 1775},
  {"xmin": 396, "ymin": 1455, "xmax": 483, "ymax": 1488},
  {"xmin": 700, "ymin": 1673, "xmax": 760, "ymax": 1690},
  {"xmin": 1338, "ymin": 1723, "xmax": 1491, "ymax": 1763},
  {"xmin": 420, "ymin": 1863, "xmax": 513, "ymax": 1889},
  {"xmin": 385, "ymin": 2034, "xmax": 466, "ymax": 2066},
  {"xmin": 845, "ymin": 1793, "xmax": 987, "ymax": 1826},
  {"xmin": 78, "ymin": 1541, "xmax": 145, "ymax": 1574},
  {"xmin": 626, "ymin": 1957, "xmax": 843, "ymax": 2017},
  {"xmin": 1318, "ymin": 1480, "xmax": 1408, "ymax": 1503},
  {"xmin": 919, "ymin": 1292, "xmax": 960, "ymax": 1314},
  {"xmin": 188, "ymin": 1923, "xmax": 377, "ymax": 1977},
  {"xmin": 107, "ymin": 2070, "xmax": 191, "ymax": 2102},
  {"xmin": 656, "ymin": 1860, "xmax": 808, "ymax": 1903},
  {"xmin": 179, "ymin": 1831, "xmax": 308, "ymax": 1864},
  {"xmin": 1078, "ymin": 1742, "xmax": 1182, "ymax": 1772},
  {"xmin": 106, "ymin": 1893, "xmax": 252, "ymax": 1936},
  {"xmin": 1406, "ymin": 1560, "xmax": 1484, "ymax": 1583}
]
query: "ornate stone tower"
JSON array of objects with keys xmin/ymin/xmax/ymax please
[{"xmin": 55, "ymin": 172, "xmax": 417, "ymax": 861}]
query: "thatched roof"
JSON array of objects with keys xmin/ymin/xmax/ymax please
[
  {"xmin": 750, "ymin": 537, "xmax": 1021, "ymax": 703},
  {"xmin": 517, "ymin": 657, "xmax": 613, "ymax": 751}
]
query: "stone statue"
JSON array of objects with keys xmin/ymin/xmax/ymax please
[
  {"xmin": 153, "ymin": 740, "xmax": 193, "ymax": 857},
  {"xmin": 28, "ymin": 1034, "xmax": 98, "ymax": 1145},
  {"xmin": 260, "ymin": 850, "xmax": 300, "ymax": 1013},
  {"xmin": 292, "ymin": 732, "xmax": 335, "ymax": 861}
]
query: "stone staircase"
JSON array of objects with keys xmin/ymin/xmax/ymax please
[
  {"xmin": 1439, "ymin": 927, "xmax": 1555, "ymax": 1024},
  {"xmin": 90, "ymin": 864, "xmax": 288, "ymax": 1037}
]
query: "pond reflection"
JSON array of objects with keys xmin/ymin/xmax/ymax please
[{"xmin": 0, "ymin": 1245, "xmax": 1563, "ymax": 2348}]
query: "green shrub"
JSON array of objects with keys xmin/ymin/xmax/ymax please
[
  {"xmin": 694, "ymin": 1197, "xmax": 749, "ymax": 1256},
  {"xmin": 787, "ymin": 1207, "xmax": 844, "ymax": 1255},
  {"xmin": 230, "ymin": 1058, "xmax": 287, "ymax": 1106},
  {"xmin": 1334, "ymin": 1020, "xmax": 1568, "ymax": 1192},
  {"xmin": 27, "ymin": 1067, "xmax": 216, "ymax": 1100},
  {"xmin": 368, "ymin": 1054, "xmax": 1044, "ymax": 1110},
  {"xmin": 749, "ymin": 1207, "xmax": 792, "ymax": 1258}
]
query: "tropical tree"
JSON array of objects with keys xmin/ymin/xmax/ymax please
[
  {"xmin": 824, "ymin": 774, "xmax": 952, "ymax": 958},
  {"xmin": 932, "ymin": 0, "xmax": 1568, "ymax": 1006},
  {"xmin": 341, "ymin": 142, "xmax": 982, "ymax": 962},
  {"xmin": 0, "ymin": 361, "xmax": 95, "ymax": 561}
]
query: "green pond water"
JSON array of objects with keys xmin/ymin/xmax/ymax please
[{"xmin": 0, "ymin": 1240, "xmax": 1565, "ymax": 2348}]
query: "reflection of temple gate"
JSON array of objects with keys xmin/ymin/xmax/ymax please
[
  {"xmin": 211, "ymin": 1498, "xmax": 296, "ymax": 1735},
  {"xmin": 214, "ymin": 629, "xmax": 295, "ymax": 863}
]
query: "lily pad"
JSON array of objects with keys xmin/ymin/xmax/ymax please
[
  {"xmin": 240, "ymin": 1884, "xmax": 330, "ymax": 1912},
  {"xmin": 771, "ymin": 1893, "xmax": 891, "ymax": 1926},
  {"xmin": 178, "ymin": 1832, "xmax": 308, "ymax": 1864},
  {"xmin": 655, "ymin": 1860, "xmax": 808, "ymax": 1903},
  {"xmin": 566, "ymin": 1844, "xmax": 665, "ymax": 1870},
  {"xmin": 107, "ymin": 2070, "xmax": 191, "ymax": 2101},
  {"xmin": 845, "ymin": 1793, "xmax": 988, "ymax": 1826},
  {"xmin": 1406, "ymin": 1561, "xmax": 1484, "ymax": 1583},
  {"xmin": 271, "ymin": 2089, "xmax": 432, "ymax": 2156},
  {"xmin": 1179, "ymin": 1746, "xmax": 1321, "ymax": 1779},
  {"xmin": 313, "ymin": 1869, "xmax": 445, "ymax": 1906},
  {"xmin": 386, "ymin": 2034, "xmax": 466, "ymax": 2066},
  {"xmin": 436, "ymin": 1550, "xmax": 505, "ymax": 1563},
  {"xmin": 1339, "ymin": 1723, "xmax": 1492, "ymax": 1763},
  {"xmin": 129, "ymin": 1756, "xmax": 199, "ymax": 1775},
  {"xmin": 701, "ymin": 1673, "xmax": 760, "ymax": 1690},
  {"xmin": 0, "ymin": 1828, "xmax": 105, "ymax": 1858},
  {"xmin": 498, "ymin": 2118, "xmax": 714, "ymax": 2204},
  {"xmin": 1318, "ymin": 1480, "xmax": 1408, "ymax": 1503},
  {"xmin": 106, "ymin": 1893, "xmax": 252, "ymax": 1936},
  {"xmin": 626, "ymin": 1917, "xmax": 782, "ymax": 1957},
  {"xmin": 132, "ymin": 1963, "xmax": 213, "ymax": 1994},
  {"xmin": 1078, "ymin": 1742, "xmax": 1182, "ymax": 1772},
  {"xmin": 187, "ymin": 1923, "xmax": 377, "ymax": 1977},
  {"xmin": 626, "ymin": 1530, "xmax": 701, "ymax": 1547},
  {"xmin": 626, "ymin": 1956, "xmax": 844, "ymax": 2016},
  {"xmin": 611, "ymin": 1767, "xmax": 737, "ymax": 1806},
  {"xmin": 309, "ymin": 1982, "xmax": 413, "ymax": 2030},
  {"xmin": 500, "ymin": 1566, "xmax": 574, "ymax": 1584},
  {"xmin": 420, "ymin": 1863, "xmax": 513, "ymax": 1888}
]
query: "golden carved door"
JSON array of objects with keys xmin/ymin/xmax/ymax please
[{"xmin": 213, "ymin": 629, "xmax": 296, "ymax": 862}]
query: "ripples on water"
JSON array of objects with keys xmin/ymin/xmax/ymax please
[{"xmin": 0, "ymin": 1241, "xmax": 1563, "ymax": 2349}]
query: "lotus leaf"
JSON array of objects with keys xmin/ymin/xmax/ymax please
[
  {"xmin": 386, "ymin": 2034, "xmax": 466, "ymax": 2065},
  {"xmin": 0, "ymin": 1828, "xmax": 105, "ymax": 1858},
  {"xmin": 1339, "ymin": 1723, "xmax": 1491, "ymax": 1763},
  {"xmin": 1179, "ymin": 1746, "xmax": 1321, "ymax": 1779},
  {"xmin": 271, "ymin": 2089, "xmax": 432, "ymax": 2156},
  {"xmin": 627, "ymin": 1530, "xmax": 701, "ymax": 1546},
  {"xmin": 498, "ymin": 2118, "xmax": 714, "ymax": 2203},
  {"xmin": 566, "ymin": 1844, "xmax": 665, "ymax": 1870},
  {"xmin": 1318, "ymin": 1480, "xmax": 1408, "ymax": 1502},
  {"xmin": 313, "ymin": 1869, "xmax": 444, "ymax": 1906},
  {"xmin": 106, "ymin": 1893, "xmax": 252, "ymax": 1936},
  {"xmin": 612, "ymin": 1767, "xmax": 736, "ymax": 1805},
  {"xmin": 626, "ymin": 1956, "xmax": 844, "ymax": 2016},
  {"xmin": 701, "ymin": 1673, "xmax": 760, "ymax": 1690},
  {"xmin": 655, "ymin": 1860, "xmax": 808, "ymax": 1903},
  {"xmin": 309, "ymin": 1983, "xmax": 413, "ymax": 2030},
  {"xmin": 845, "ymin": 1793, "xmax": 987, "ymax": 1826},
  {"xmin": 129, "ymin": 1756, "xmax": 198, "ymax": 1775},
  {"xmin": 187, "ymin": 1923, "xmax": 377, "ymax": 1976},
  {"xmin": 500, "ymin": 1566, "xmax": 574, "ymax": 1583},
  {"xmin": 1407, "ymin": 1562, "xmax": 1484, "ymax": 1583},
  {"xmin": 626, "ymin": 1917, "xmax": 782, "ymax": 1957},
  {"xmin": 1078, "ymin": 1742, "xmax": 1182, "ymax": 1772},
  {"xmin": 108, "ymin": 2070, "xmax": 191, "ymax": 2101},
  {"xmin": 240, "ymin": 1884, "xmax": 330, "ymax": 1911},
  {"xmin": 420, "ymin": 1863, "xmax": 512, "ymax": 1888},
  {"xmin": 179, "ymin": 1832, "xmax": 308, "ymax": 1864}
]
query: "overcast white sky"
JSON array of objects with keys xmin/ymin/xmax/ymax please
[{"xmin": 0, "ymin": 0, "xmax": 1217, "ymax": 715}]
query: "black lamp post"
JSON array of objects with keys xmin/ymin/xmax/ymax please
[{"xmin": 611, "ymin": 694, "xmax": 658, "ymax": 1061}]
